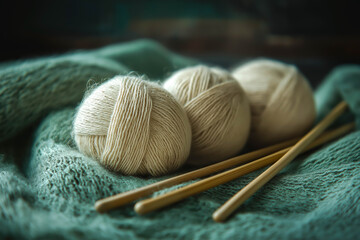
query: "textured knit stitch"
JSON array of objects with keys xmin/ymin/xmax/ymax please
[
  {"xmin": 0, "ymin": 40, "xmax": 359, "ymax": 240},
  {"xmin": 0, "ymin": 39, "xmax": 197, "ymax": 142}
]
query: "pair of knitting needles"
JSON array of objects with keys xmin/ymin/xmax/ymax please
[{"xmin": 95, "ymin": 101, "xmax": 352, "ymax": 222}]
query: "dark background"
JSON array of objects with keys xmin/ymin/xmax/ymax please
[{"xmin": 2, "ymin": 0, "xmax": 360, "ymax": 86}]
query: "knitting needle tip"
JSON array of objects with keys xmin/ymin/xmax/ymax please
[
  {"xmin": 94, "ymin": 200, "xmax": 108, "ymax": 213},
  {"xmin": 212, "ymin": 211, "xmax": 227, "ymax": 223},
  {"xmin": 134, "ymin": 202, "xmax": 147, "ymax": 215}
]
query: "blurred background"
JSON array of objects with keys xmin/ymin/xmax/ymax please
[{"xmin": 2, "ymin": 0, "xmax": 360, "ymax": 86}]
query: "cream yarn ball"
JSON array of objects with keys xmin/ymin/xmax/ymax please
[
  {"xmin": 232, "ymin": 59, "xmax": 316, "ymax": 148},
  {"xmin": 164, "ymin": 65, "xmax": 251, "ymax": 166},
  {"xmin": 73, "ymin": 76, "xmax": 192, "ymax": 176}
]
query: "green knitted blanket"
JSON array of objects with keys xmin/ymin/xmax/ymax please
[{"xmin": 0, "ymin": 40, "xmax": 359, "ymax": 240}]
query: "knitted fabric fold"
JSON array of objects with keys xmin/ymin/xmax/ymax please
[{"xmin": 0, "ymin": 40, "xmax": 359, "ymax": 240}]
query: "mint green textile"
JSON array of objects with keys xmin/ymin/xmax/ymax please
[{"xmin": 0, "ymin": 40, "xmax": 359, "ymax": 240}]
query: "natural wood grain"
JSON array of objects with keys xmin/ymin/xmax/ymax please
[
  {"xmin": 134, "ymin": 119, "xmax": 353, "ymax": 215},
  {"xmin": 212, "ymin": 101, "xmax": 348, "ymax": 222},
  {"xmin": 95, "ymin": 136, "xmax": 299, "ymax": 212}
]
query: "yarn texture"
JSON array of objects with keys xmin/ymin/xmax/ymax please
[
  {"xmin": 232, "ymin": 59, "xmax": 316, "ymax": 148},
  {"xmin": 164, "ymin": 65, "xmax": 250, "ymax": 166},
  {"xmin": 74, "ymin": 76, "xmax": 192, "ymax": 176},
  {"xmin": 0, "ymin": 40, "xmax": 359, "ymax": 240}
]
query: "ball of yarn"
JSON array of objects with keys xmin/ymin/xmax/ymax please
[
  {"xmin": 164, "ymin": 65, "xmax": 251, "ymax": 166},
  {"xmin": 232, "ymin": 59, "xmax": 316, "ymax": 148},
  {"xmin": 73, "ymin": 76, "xmax": 192, "ymax": 176}
]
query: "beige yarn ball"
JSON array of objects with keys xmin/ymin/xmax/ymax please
[
  {"xmin": 73, "ymin": 76, "xmax": 192, "ymax": 176},
  {"xmin": 232, "ymin": 59, "xmax": 316, "ymax": 148},
  {"xmin": 163, "ymin": 65, "xmax": 251, "ymax": 166}
]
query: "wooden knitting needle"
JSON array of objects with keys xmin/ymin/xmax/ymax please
[
  {"xmin": 212, "ymin": 101, "xmax": 348, "ymax": 222},
  {"xmin": 134, "ymin": 120, "xmax": 353, "ymax": 215},
  {"xmin": 95, "ymin": 136, "xmax": 300, "ymax": 213}
]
